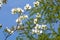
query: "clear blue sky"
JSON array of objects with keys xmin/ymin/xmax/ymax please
[
  {"xmin": 0, "ymin": 0, "xmax": 59, "ymax": 40},
  {"xmin": 0, "ymin": 0, "xmax": 35, "ymax": 40}
]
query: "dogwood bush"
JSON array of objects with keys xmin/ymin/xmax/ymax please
[{"xmin": 0, "ymin": 0, "xmax": 60, "ymax": 40}]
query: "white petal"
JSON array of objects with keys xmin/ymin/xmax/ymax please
[
  {"xmin": 10, "ymin": 31, "xmax": 14, "ymax": 34},
  {"xmin": 40, "ymin": 30, "xmax": 43, "ymax": 34},
  {"xmin": 34, "ymin": 29, "xmax": 38, "ymax": 33},
  {"xmin": 32, "ymin": 29, "xmax": 35, "ymax": 32},
  {"xmin": 42, "ymin": 25, "xmax": 47, "ymax": 27},
  {"xmin": 24, "ymin": 4, "xmax": 31, "ymax": 10},
  {"xmin": 24, "ymin": 15, "xmax": 28, "ymax": 18},
  {"xmin": 17, "ymin": 8, "xmax": 24, "ymax": 13},
  {"xmin": 6, "ymin": 28, "xmax": 11, "ymax": 32},
  {"xmin": 11, "ymin": 8, "xmax": 17, "ymax": 14},
  {"xmin": 16, "ymin": 18, "xmax": 21, "ymax": 23},
  {"xmin": 38, "ymin": 25, "xmax": 41, "ymax": 29},
  {"xmin": 33, "ymin": 1, "xmax": 39, "ymax": 7}
]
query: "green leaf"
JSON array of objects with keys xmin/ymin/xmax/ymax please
[{"xmin": 58, "ymin": 25, "xmax": 60, "ymax": 35}]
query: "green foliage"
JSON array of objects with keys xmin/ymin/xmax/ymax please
[
  {"xmin": 55, "ymin": 36, "xmax": 60, "ymax": 40},
  {"xmin": 58, "ymin": 25, "xmax": 60, "ymax": 35},
  {"xmin": 38, "ymin": 34, "xmax": 50, "ymax": 40},
  {"xmin": 16, "ymin": 0, "xmax": 60, "ymax": 40},
  {"xmin": 30, "ymin": 0, "xmax": 60, "ymax": 23}
]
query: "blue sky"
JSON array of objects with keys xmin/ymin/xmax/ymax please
[{"xmin": 0, "ymin": 0, "xmax": 35, "ymax": 40}]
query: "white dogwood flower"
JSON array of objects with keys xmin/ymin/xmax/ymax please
[
  {"xmin": 24, "ymin": 15, "xmax": 28, "ymax": 19},
  {"xmin": 35, "ymin": 24, "xmax": 41, "ymax": 29},
  {"xmin": 19, "ymin": 15, "xmax": 28, "ymax": 20},
  {"xmin": 36, "ymin": 13, "xmax": 41, "ymax": 18},
  {"xmin": 35, "ymin": 30, "xmax": 43, "ymax": 34},
  {"xmin": 32, "ymin": 24, "xmax": 47, "ymax": 34},
  {"xmin": 10, "ymin": 31, "xmax": 14, "ymax": 34},
  {"xmin": 32, "ymin": 29, "xmax": 35, "ymax": 34},
  {"xmin": 11, "ymin": 8, "xmax": 17, "ymax": 14},
  {"xmin": 33, "ymin": 1, "xmax": 40, "ymax": 7},
  {"xmin": 19, "ymin": 16, "xmax": 24, "ymax": 20},
  {"xmin": 16, "ymin": 18, "xmax": 21, "ymax": 23},
  {"xmin": 6, "ymin": 27, "xmax": 14, "ymax": 34},
  {"xmin": 41, "ymin": 25, "xmax": 47, "ymax": 30},
  {"xmin": 6, "ymin": 28, "xmax": 11, "ymax": 33},
  {"xmin": 17, "ymin": 26, "xmax": 21, "ymax": 30},
  {"xmin": 39, "ymin": 30, "xmax": 43, "ymax": 34},
  {"xmin": 34, "ymin": 24, "xmax": 39, "ymax": 29},
  {"xmin": 34, "ymin": 29, "xmax": 38, "ymax": 33},
  {"xmin": 34, "ymin": 18, "xmax": 37, "ymax": 24},
  {"xmin": 17, "ymin": 8, "xmax": 24, "ymax": 13},
  {"xmin": 32, "ymin": 28, "xmax": 43, "ymax": 34},
  {"xmin": 38, "ymin": 25, "xmax": 41, "ymax": 29},
  {"xmin": 24, "ymin": 4, "xmax": 31, "ymax": 10},
  {"xmin": 32, "ymin": 29, "xmax": 38, "ymax": 34},
  {"xmin": 11, "ymin": 8, "xmax": 24, "ymax": 14}
]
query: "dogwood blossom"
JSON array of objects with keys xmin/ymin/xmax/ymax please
[
  {"xmin": 24, "ymin": 15, "xmax": 28, "ymax": 19},
  {"xmin": 19, "ymin": 16, "xmax": 24, "ymax": 20},
  {"xmin": 34, "ymin": 29, "xmax": 38, "ymax": 33},
  {"xmin": 32, "ymin": 24, "xmax": 42, "ymax": 34},
  {"xmin": 33, "ymin": 1, "xmax": 40, "ymax": 7},
  {"xmin": 37, "ymin": 30, "xmax": 43, "ymax": 34},
  {"xmin": 11, "ymin": 8, "xmax": 24, "ymax": 14},
  {"xmin": 17, "ymin": 8, "xmax": 24, "ymax": 13},
  {"xmin": 11, "ymin": 8, "xmax": 17, "ymax": 14},
  {"xmin": 32, "ymin": 28, "xmax": 43, "ymax": 34},
  {"xmin": 19, "ymin": 15, "xmax": 28, "ymax": 20},
  {"xmin": 32, "ymin": 24, "xmax": 47, "ymax": 34},
  {"xmin": 16, "ymin": 15, "xmax": 28, "ymax": 23},
  {"xmin": 6, "ymin": 28, "xmax": 11, "ymax": 33},
  {"xmin": 34, "ymin": 24, "xmax": 39, "ymax": 29},
  {"xmin": 10, "ymin": 31, "xmax": 14, "ymax": 34},
  {"xmin": 35, "ymin": 24, "xmax": 41, "ymax": 29},
  {"xmin": 41, "ymin": 25, "xmax": 47, "ymax": 30},
  {"xmin": 16, "ymin": 18, "xmax": 21, "ymax": 23},
  {"xmin": 6, "ymin": 27, "xmax": 14, "ymax": 34},
  {"xmin": 24, "ymin": 4, "xmax": 31, "ymax": 10},
  {"xmin": 34, "ymin": 18, "xmax": 37, "ymax": 24},
  {"xmin": 32, "ymin": 29, "xmax": 38, "ymax": 34},
  {"xmin": 36, "ymin": 13, "xmax": 41, "ymax": 18},
  {"xmin": 39, "ymin": 30, "xmax": 43, "ymax": 34},
  {"xmin": 17, "ymin": 26, "xmax": 20, "ymax": 30}
]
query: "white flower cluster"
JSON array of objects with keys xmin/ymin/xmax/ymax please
[
  {"xmin": 6, "ymin": 27, "xmax": 14, "ymax": 34},
  {"xmin": 34, "ymin": 13, "xmax": 41, "ymax": 24},
  {"xmin": 16, "ymin": 15, "xmax": 28, "ymax": 23},
  {"xmin": 10, "ymin": 1, "xmax": 40, "ymax": 34},
  {"xmin": 36, "ymin": 13, "xmax": 41, "ymax": 18},
  {"xmin": 24, "ymin": 4, "xmax": 31, "ymax": 10},
  {"xmin": 11, "ymin": 1, "xmax": 40, "ymax": 14},
  {"xmin": 11, "ymin": 8, "xmax": 24, "ymax": 14},
  {"xmin": 32, "ymin": 24, "xmax": 47, "ymax": 34},
  {"xmin": 33, "ymin": 1, "xmax": 40, "ymax": 7}
]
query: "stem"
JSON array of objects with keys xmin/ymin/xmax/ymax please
[
  {"xmin": 5, "ymin": 34, "xmax": 11, "ymax": 40},
  {"xmin": 4, "ymin": 14, "xmax": 21, "ymax": 40}
]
